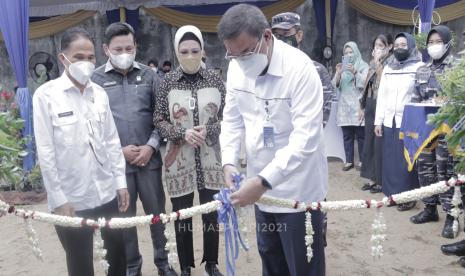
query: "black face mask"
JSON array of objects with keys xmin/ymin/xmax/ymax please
[
  {"xmin": 394, "ymin": 48, "xmax": 409, "ymax": 61},
  {"xmin": 276, "ymin": 34, "xmax": 299, "ymax": 48}
]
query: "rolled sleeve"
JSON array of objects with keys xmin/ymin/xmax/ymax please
[{"xmin": 114, "ymin": 174, "xmax": 127, "ymax": 190}]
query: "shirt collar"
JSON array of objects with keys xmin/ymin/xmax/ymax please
[
  {"xmin": 104, "ymin": 59, "xmax": 141, "ymax": 73},
  {"xmin": 59, "ymin": 71, "xmax": 93, "ymax": 92},
  {"xmin": 173, "ymin": 66, "xmax": 208, "ymax": 82},
  {"xmin": 265, "ymin": 36, "xmax": 284, "ymax": 77}
]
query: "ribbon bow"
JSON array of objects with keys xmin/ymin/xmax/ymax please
[{"xmin": 214, "ymin": 173, "xmax": 249, "ymax": 276}]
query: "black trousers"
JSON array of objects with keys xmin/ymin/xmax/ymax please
[
  {"xmin": 341, "ymin": 126, "xmax": 365, "ymax": 164},
  {"xmin": 55, "ymin": 197, "xmax": 126, "ymax": 276},
  {"xmin": 123, "ymin": 168, "xmax": 168, "ymax": 275},
  {"xmin": 170, "ymin": 188, "xmax": 220, "ymax": 269},
  {"xmin": 255, "ymin": 206, "xmax": 325, "ymax": 276}
]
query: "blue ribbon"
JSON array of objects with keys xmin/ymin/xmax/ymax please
[{"xmin": 214, "ymin": 174, "xmax": 249, "ymax": 276}]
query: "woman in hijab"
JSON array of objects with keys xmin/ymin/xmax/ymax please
[
  {"xmin": 359, "ymin": 34, "xmax": 393, "ymax": 193},
  {"xmin": 410, "ymin": 25, "xmax": 460, "ymax": 239},
  {"xmin": 154, "ymin": 25, "xmax": 225, "ymax": 276},
  {"xmin": 333, "ymin": 41, "xmax": 369, "ymax": 171},
  {"xmin": 374, "ymin": 32, "xmax": 423, "ymax": 211}
]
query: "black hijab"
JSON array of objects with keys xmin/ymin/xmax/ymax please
[
  {"xmin": 389, "ymin": 32, "xmax": 421, "ymax": 70},
  {"xmin": 427, "ymin": 25, "xmax": 452, "ymax": 65}
]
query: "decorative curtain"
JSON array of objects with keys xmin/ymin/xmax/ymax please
[
  {"xmin": 0, "ymin": 0, "xmax": 35, "ymax": 171},
  {"xmin": 312, "ymin": 0, "xmax": 338, "ymax": 46},
  {"xmin": 418, "ymin": 0, "xmax": 436, "ymax": 33},
  {"xmin": 0, "ymin": 10, "xmax": 96, "ymax": 41},
  {"xmin": 145, "ymin": 0, "xmax": 305, "ymax": 33},
  {"xmin": 346, "ymin": 0, "xmax": 465, "ymax": 26}
]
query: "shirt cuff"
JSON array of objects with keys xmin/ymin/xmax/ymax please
[
  {"xmin": 257, "ymin": 175, "xmax": 272, "ymax": 189},
  {"xmin": 221, "ymin": 150, "xmax": 237, "ymax": 167},
  {"xmin": 49, "ymin": 190, "xmax": 68, "ymax": 211},
  {"xmin": 146, "ymin": 137, "xmax": 160, "ymax": 151},
  {"xmin": 114, "ymin": 175, "xmax": 127, "ymax": 190},
  {"xmin": 259, "ymin": 164, "xmax": 284, "ymax": 188}
]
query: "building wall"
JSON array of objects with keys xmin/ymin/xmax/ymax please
[{"xmin": 0, "ymin": 1, "xmax": 464, "ymax": 92}]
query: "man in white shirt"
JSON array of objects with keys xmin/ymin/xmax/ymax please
[
  {"xmin": 218, "ymin": 4, "xmax": 328, "ymax": 276},
  {"xmin": 33, "ymin": 27, "xmax": 129, "ymax": 276}
]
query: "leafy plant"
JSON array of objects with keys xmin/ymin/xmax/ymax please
[
  {"xmin": 26, "ymin": 164, "xmax": 43, "ymax": 191},
  {"xmin": 429, "ymin": 56, "xmax": 465, "ymax": 172},
  {"xmin": 0, "ymin": 112, "xmax": 26, "ymax": 190}
]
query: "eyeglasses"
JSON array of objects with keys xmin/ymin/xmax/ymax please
[{"xmin": 224, "ymin": 37, "xmax": 262, "ymax": 60}]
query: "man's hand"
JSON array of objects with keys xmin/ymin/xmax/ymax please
[
  {"xmin": 223, "ymin": 164, "xmax": 239, "ymax": 189},
  {"xmin": 193, "ymin": 125, "xmax": 207, "ymax": 140},
  {"xmin": 54, "ymin": 202, "xmax": 75, "ymax": 217},
  {"xmin": 230, "ymin": 176, "xmax": 268, "ymax": 207},
  {"xmin": 358, "ymin": 109, "xmax": 365, "ymax": 122},
  {"xmin": 374, "ymin": 125, "xmax": 383, "ymax": 137},
  {"xmin": 184, "ymin": 128, "xmax": 205, "ymax": 148},
  {"xmin": 117, "ymin": 188, "xmax": 130, "ymax": 212},
  {"xmin": 130, "ymin": 145, "xmax": 154, "ymax": 167},
  {"xmin": 122, "ymin": 145, "xmax": 140, "ymax": 163}
]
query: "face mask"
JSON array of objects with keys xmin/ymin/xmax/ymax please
[
  {"xmin": 109, "ymin": 52, "xmax": 135, "ymax": 70},
  {"xmin": 277, "ymin": 34, "xmax": 298, "ymax": 48},
  {"xmin": 63, "ymin": 55, "xmax": 95, "ymax": 85},
  {"xmin": 427, "ymin": 43, "xmax": 448, "ymax": 60},
  {"xmin": 372, "ymin": 48, "xmax": 387, "ymax": 59},
  {"xmin": 236, "ymin": 36, "xmax": 269, "ymax": 79},
  {"xmin": 179, "ymin": 54, "xmax": 202, "ymax": 74},
  {"xmin": 394, "ymin": 48, "xmax": 409, "ymax": 62}
]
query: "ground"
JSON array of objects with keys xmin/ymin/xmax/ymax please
[{"xmin": 1, "ymin": 160, "xmax": 464, "ymax": 275}]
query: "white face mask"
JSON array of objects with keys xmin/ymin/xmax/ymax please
[
  {"xmin": 63, "ymin": 55, "xmax": 95, "ymax": 85},
  {"xmin": 427, "ymin": 43, "xmax": 448, "ymax": 60},
  {"xmin": 109, "ymin": 52, "xmax": 135, "ymax": 70},
  {"xmin": 235, "ymin": 36, "xmax": 269, "ymax": 79}
]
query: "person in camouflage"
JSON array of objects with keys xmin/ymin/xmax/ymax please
[
  {"xmin": 271, "ymin": 12, "xmax": 335, "ymax": 127},
  {"xmin": 410, "ymin": 25, "xmax": 463, "ymax": 239}
]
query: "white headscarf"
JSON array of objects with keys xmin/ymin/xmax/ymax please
[{"xmin": 174, "ymin": 25, "xmax": 204, "ymax": 55}]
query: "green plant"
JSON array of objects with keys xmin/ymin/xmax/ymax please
[
  {"xmin": 429, "ymin": 56, "xmax": 465, "ymax": 172},
  {"xmin": 0, "ymin": 112, "xmax": 26, "ymax": 189},
  {"xmin": 26, "ymin": 164, "xmax": 43, "ymax": 191}
]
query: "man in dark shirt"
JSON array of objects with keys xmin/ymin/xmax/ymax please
[
  {"xmin": 92, "ymin": 22, "xmax": 177, "ymax": 276},
  {"xmin": 271, "ymin": 12, "xmax": 335, "ymax": 127}
]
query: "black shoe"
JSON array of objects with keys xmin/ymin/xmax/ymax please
[
  {"xmin": 397, "ymin": 201, "xmax": 417, "ymax": 211},
  {"xmin": 369, "ymin": 184, "xmax": 382, "ymax": 194},
  {"xmin": 442, "ymin": 215, "xmax": 456, "ymax": 239},
  {"xmin": 441, "ymin": 240, "xmax": 465, "ymax": 256},
  {"xmin": 205, "ymin": 263, "xmax": 224, "ymax": 276},
  {"xmin": 158, "ymin": 266, "xmax": 178, "ymax": 276},
  {"xmin": 180, "ymin": 267, "xmax": 191, "ymax": 276},
  {"xmin": 459, "ymin": 257, "xmax": 465, "ymax": 268},
  {"xmin": 410, "ymin": 205, "xmax": 438, "ymax": 224},
  {"xmin": 361, "ymin": 183, "xmax": 374, "ymax": 191},
  {"xmin": 342, "ymin": 163, "xmax": 354, "ymax": 171}
]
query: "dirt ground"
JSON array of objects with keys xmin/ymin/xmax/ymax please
[{"xmin": 1, "ymin": 160, "xmax": 465, "ymax": 276}]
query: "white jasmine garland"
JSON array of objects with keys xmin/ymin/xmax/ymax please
[
  {"xmin": 371, "ymin": 210, "xmax": 387, "ymax": 259},
  {"xmin": 451, "ymin": 185, "xmax": 462, "ymax": 237},
  {"xmin": 24, "ymin": 218, "xmax": 43, "ymax": 261},
  {"xmin": 164, "ymin": 221, "xmax": 178, "ymax": 268},
  {"xmin": 93, "ymin": 220, "xmax": 109, "ymax": 274},
  {"xmin": 305, "ymin": 211, "xmax": 314, "ymax": 263}
]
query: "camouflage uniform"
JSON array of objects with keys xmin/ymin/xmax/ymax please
[
  {"xmin": 313, "ymin": 61, "xmax": 335, "ymax": 127},
  {"xmin": 412, "ymin": 55, "xmax": 460, "ymax": 213}
]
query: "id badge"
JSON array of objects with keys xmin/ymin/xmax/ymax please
[{"xmin": 263, "ymin": 123, "xmax": 275, "ymax": 148}]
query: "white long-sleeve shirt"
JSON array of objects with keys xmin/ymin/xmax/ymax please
[
  {"xmin": 374, "ymin": 61, "xmax": 424, "ymax": 128},
  {"xmin": 33, "ymin": 73, "xmax": 126, "ymax": 211},
  {"xmin": 220, "ymin": 38, "xmax": 328, "ymax": 213}
]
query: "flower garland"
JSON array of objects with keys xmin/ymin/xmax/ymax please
[
  {"xmin": 451, "ymin": 185, "xmax": 462, "ymax": 237},
  {"xmin": 0, "ymin": 176, "xmax": 464, "ymax": 269},
  {"xmin": 94, "ymin": 218, "xmax": 109, "ymax": 273},
  {"xmin": 24, "ymin": 217, "xmax": 43, "ymax": 261},
  {"xmin": 371, "ymin": 210, "xmax": 387, "ymax": 259},
  {"xmin": 164, "ymin": 221, "xmax": 178, "ymax": 269},
  {"xmin": 304, "ymin": 211, "xmax": 314, "ymax": 263}
]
